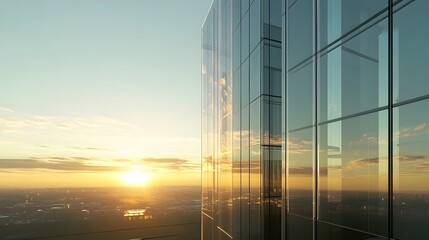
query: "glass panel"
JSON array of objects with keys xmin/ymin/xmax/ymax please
[
  {"xmin": 233, "ymin": 0, "xmax": 241, "ymax": 30},
  {"xmin": 241, "ymin": 105, "xmax": 249, "ymax": 240},
  {"xmin": 250, "ymin": 145, "xmax": 261, "ymax": 239},
  {"xmin": 241, "ymin": 11, "xmax": 250, "ymax": 63},
  {"xmin": 318, "ymin": 0, "xmax": 387, "ymax": 49},
  {"xmin": 242, "ymin": 0, "xmax": 250, "ymax": 17},
  {"xmin": 270, "ymin": 45, "xmax": 282, "ymax": 97},
  {"xmin": 287, "ymin": 0, "xmax": 313, "ymax": 69},
  {"xmin": 318, "ymin": 19, "xmax": 388, "ymax": 122},
  {"xmin": 262, "ymin": 96, "xmax": 281, "ymax": 146},
  {"xmin": 233, "ymin": 70, "xmax": 241, "ymax": 113},
  {"xmin": 287, "ymin": 62, "xmax": 313, "ymax": 130},
  {"xmin": 250, "ymin": 0, "xmax": 261, "ymax": 52},
  {"xmin": 393, "ymin": 99, "xmax": 429, "ymax": 240},
  {"xmin": 287, "ymin": 128, "xmax": 313, "ymax": 218},
  {"xmin": 318, "ymin": 111, "xmax": 388, "ymax": 236},
  {"xmin": 269, "ymin": 0, "xmax": 282, "ymax": 41},
  {"xmin": 250, "ymin": 46, "xmax": 261, "ymax": 101},
  {"xmin": 241, "ymin": 58, "xmax": 250, "ymax": 107},
  {"xmin": 250, "ymin": 98, "xmax": 260, "ymax": 146},
  {"xmin": 394, "ymin": 0, "xmax": 429, "ymax": 103},
  {"xmin": 233, "ymin": 26, "xmax": 241, "ymax": 72},
  {"xmin": 232, "ymin": 112, "xmax": 241, "ymax": 239},
  {"xmin": 287, "ymin": 214, "xmax": 313, "ymax": 240},
  {"xmin": 318, "ymin": 221, "xmax": 383, "ymax": 240}
]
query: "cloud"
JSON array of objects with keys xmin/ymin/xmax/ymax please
[
  {"xmin": 0, "ymin": 158, "xmax": 124, "ymax": 173},
  {"xmin": 141, "ymin": 158, "xmax": 200, "ymax": 172},
  {"xmin": 0, "ymin": 106, "xmax": 14, "ymax": 113},
  {"xmin": 70, "ymin": 146, "xmax": 113, "ymax": 151}
]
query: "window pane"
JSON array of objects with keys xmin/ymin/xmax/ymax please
[
  {"xmin": 250, "ymin": 145, "xmax": 261, "ymax": 239},
  {"xmin": 250, "ymin": 98, "xmax": 260, "ymax": 146},
  {"xmin": 250, "ymin": 46, "xmax": 261, "ymax": 101},
  {"xmin": 287, "ymin": 128, "xmax": 313, "ymax": 218},
  {"xmin": 250, "ymin": 0, "xmax": 261, "ymax": 52},
  {"xmin": 287, "ymin": 62, "xmax": 313, "ymax": 130},
  {"xmin": 318, "ymin": 111, "xmax": 388, "ymax": 236},
  {"xmin": 287, "ymin": 0, "xmax": 313, "ymax": 69},
  {"xmin": 241, "ymin": 11, "xmax": 250, "ymax": 63},
  {"xmin": 233, "ymin": 70, "xmax": 241, "ymax": 113},
  {"xmin": 233, "ymin": 27, "xmax": 241, "ymax": 72},
  {"xmin": 393, "ymin": 99, "xmax": 429, "ymax": 240},
  {"xmin": 318, "ymin": 0, "xmax": 387, "ymax": 49},
  {"xmin": 241, "ymin": 58, "xmax": 250, "ymax": 107},
  {"xmin": 394, "ymin": 0, "xmax": 429, "ymax": 103},
  {"xmin": 318, "ymin": 19, "xmax": 388, "ymax": 122},
  {"xmin": 241, "ymin": 105, "xmax": 249, "ymax": 240}
]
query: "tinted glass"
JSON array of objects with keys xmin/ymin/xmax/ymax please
[
  {"xmin": 250, "ymin": 0, "xmax": 261, "ymax": 52},
  {"xmin": 241, "ymin": 11, "xmax": 250, "ymax": 63},
  {"xmin": 393, "ymin": 99, "xmax": 429, "ymax": 240},
  {"xmin": 250, "ymin": 46, "xmax": 261, "ymax": 101},
  {"xmin": 287, "ymin": 0, "xmax": 313, "ymax": 69},
  {"xmin": 318, "ymin": 0, "xmax": 387, "ymax": 49},
  {"xmin": 318, "ymin": 19, "xmax": 388, "ymax": 122},
  {"xmin": 319, "ymin": 111, "xmax": 388, "ymax": 236},
  {"xmin": 394, "ymin": 0, "xmax": 429, "ymax": 103},
  {"xmin": 241, "ymin": 58, "xmax": 250, "ymax": 107}
]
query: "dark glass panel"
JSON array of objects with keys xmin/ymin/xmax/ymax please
[
  {"xmin": 233, "ymin": 27, "xmax": 241, "ymax": 72},
  {"xmin": 287, "ymin": 128, "xmax": 313, "ymax": 218},
  {"xmin": 393, "ymin": 99, "xmax": 429, "ymax": 240},
  {"xmin": 318, "ymin": 0, "xmax": 387, "ymax": 49},
  {"xmin": 269, "ymin": 0, "xmax": 282, "ymax": 41},
  {"xmin": 250, "ymin": 0, "xmax": 261, "ymax": 52},
  {"xmin": 241, "ymin": 0, "xmax": 250, "ymax": 17},
  {"xmin": 241, "ymin": 58, "xmax": 250, "ymax": 107},
  {"xmin": 262, "ymin": 96, "xmax": 281, "ymax": 146},
  {"xmin": 250, "ymin": 98, "xmax": 260, "ymax": 146},
  {"xmin": 250, "ymin": 46, "xmax": 261, "ymax": 101},
  {"xmin": 319, "ymin": 111, "xmax": 388, "ymax": 236},
  {"xmin": 394, "ymin": 0, "xmax": 429, "ymax": 103},
  {"xmin": 318, "ymin": 19, "xmax": 388, "ymax": 122},
  {"xmin": 233, "ymin": 0, "xmax": 241, "ymax": 30},
  {"xmin": 262, "ymin": 42, "xmax": 282, "ymax": 98},
  {"xmin": 286, "ymin": 214, "xmax": 313, "ymax": 240},
  {"xmin": 241, "ymin": 11, "xmax": 250, "ymax": 63},
  {"xmin": 287, "ymin": 0, "xmax": 313, "ymax": 69},
  {"xmin": 317, "ymin": 221, "xmax": 385, "ymax": 240},
  {"xmin": 203, "ymin": 214, "xmax": 215, "ymax": 240}
]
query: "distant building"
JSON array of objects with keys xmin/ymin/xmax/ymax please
[{"xmin": 202, "ymin": 0, "xmax": 429, "ymax": 239}]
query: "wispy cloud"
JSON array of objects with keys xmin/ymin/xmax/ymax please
[
  {"xmin": 0, "ymin": 158, "xmax": 125, "ymax": 173},
  {"xmin": 0, "ymin": 106, "xmax": 13, "ymax": 113},
  {"xmin": 141, "ymin": 158, "xmax": 200, "ymax": 172}
]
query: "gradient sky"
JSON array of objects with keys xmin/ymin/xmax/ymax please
[{"xmin": 0, "ymin": 0, "xmax": 213, "ymax": 187}]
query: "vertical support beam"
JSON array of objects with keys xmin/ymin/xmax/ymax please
[{"xmin": 388, "ymin": 0, "xmax": 394, "ymax": 239}]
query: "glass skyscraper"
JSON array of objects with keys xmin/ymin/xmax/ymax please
[{"xmin": 202, "ymin": 0, "xmax": 429, "ymax": 239}]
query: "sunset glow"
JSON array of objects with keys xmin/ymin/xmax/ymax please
[{"xmin": 121, "ymin": 169, "xmax": 151, "ymax": 186}]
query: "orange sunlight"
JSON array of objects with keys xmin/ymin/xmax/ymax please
[{"xmin": 120, "ymin": 169, "xmax": 152, "ymax": 186}]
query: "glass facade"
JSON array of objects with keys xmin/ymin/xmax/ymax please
[
  {"xmin": 202, "ymin": 0, "xmax": 282, "ymax": 239},
  {"xmin": 283, "ymin": 0, "xmax": 429, "ymax": 239},
  {"xmin": 203, "ymin": 0, "xmax": 429, "ymax": 239}
]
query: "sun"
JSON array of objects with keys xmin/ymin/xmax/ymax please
[{"xmin": 121, "ymin": 169, "xmax": 151, "ymax": 186}]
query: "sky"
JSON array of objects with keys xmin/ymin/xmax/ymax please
[{"xmin": 0, "ymin": 0, "xmax": 213, "ymax": 188}]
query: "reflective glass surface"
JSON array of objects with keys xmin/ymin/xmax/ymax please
[
  {"xmin": 318, "ymin": 19, "xmax": 388, "ymax": 122},
  {"xmin": 250, "ymin": 46, "xmax": 261, "ymax": 101},
  {"xmin": 393, "ymin": 99, "xmax": 429, "ymax": 240},
  {"xmin": 393, "ymin": 0, "xmax": 429, "ymax": 103},
  {"xmin": 319, "ymin": 111, "xmax": 388, "ymax": 236},
  {"xmin": 318, "ymin": 0, "xmax": 387, "ymax": 49},
  {"xmin": 250, "ymin": 0, "xmax": 261, "ymax": 52}
]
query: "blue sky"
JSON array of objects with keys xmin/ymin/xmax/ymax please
[{"xmin": 0, "ymin": 0, "xmax": 213, "ymax": 187}]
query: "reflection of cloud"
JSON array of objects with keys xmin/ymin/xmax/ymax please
[
  {"xmin": 396, "ymin": 121, "xmax": 428, "ymax": 137},
  {"xmin": 141, "ymin": 158, "xmax": 200, "ymax": 172},
  {"xmin": 345, "ymin": 157, "xmax": 383, "ymax": 169}
]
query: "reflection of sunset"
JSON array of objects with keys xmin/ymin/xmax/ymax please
[{"xmin": 121, "ymin": 169, "xmax": 151, "ymax": 186}]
